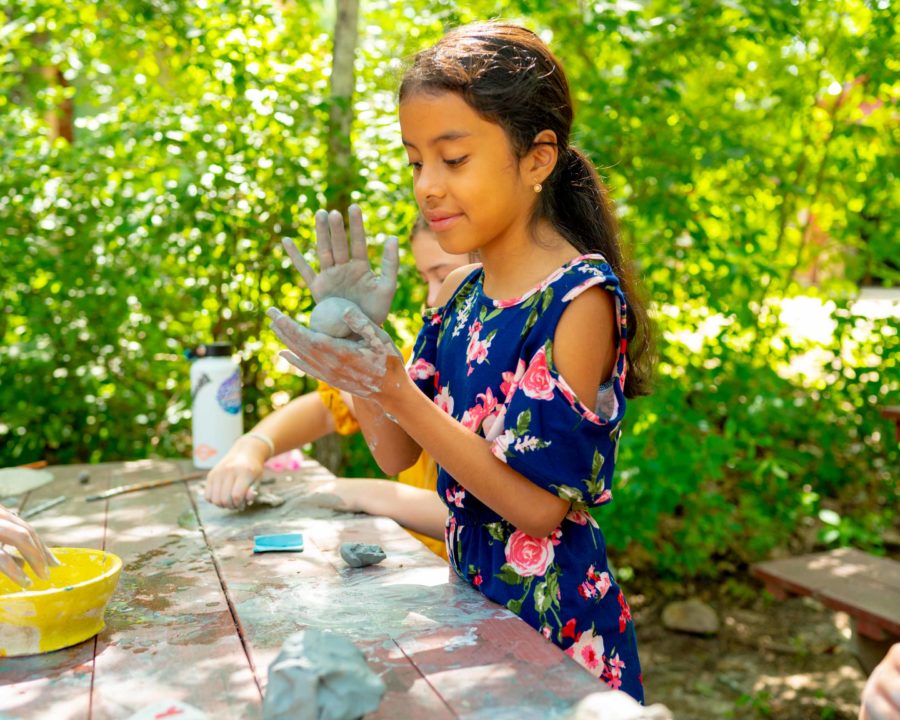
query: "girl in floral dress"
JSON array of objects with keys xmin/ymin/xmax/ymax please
[{"xmin": 268, "ymin": 22, "xmax": 654, "ymax": 702}]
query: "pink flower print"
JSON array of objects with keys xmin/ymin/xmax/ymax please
[
  {"xmin": 407, "ymin": 358, "xmax": 436, "ymax": 381},
  {"xmin": 520, "ymin": 346, "xmax": 555, "ymax": 400},
  {"xmin": 578, "ymin": 581, "xmax": 597, "ymax": 601},
  {"xmin": 461, "ymin": 405, "xmax": 488, "ymax": 433},
  {"xmin": 596, "ymin": 572, "xmax": 612, "ymax": 599},
  {"xmin": 596, "ymin": 489, "xmax": 613, "ymax": 505},
  {"xmin": 579, "ymin": 566, "xmax": 612, "ymax": 601},
  {"xmin": 562, "ymin": 619, "xmax": 578, "ymax": 640},
  {"xmin": 469, "ymin": 319, "xmax": 482, "ymax": 336},
  {"xmin": 564, "ymin": 628, "xmax": 606, "ymax": 680},
  {"xmin": 430, "ymin": 312, "xmax": 442, "ymax": 326},
  {"xmin": 580, "ymin": 644, "xmax": 601, "ymax": 672},
  {"xmin": 504, "ymin": 530, "xmax": 555, "ymax": 577},
  {"xmin": 541, "ymin": 626, "xmax": 551, "ymax": 640},
  {"xmin": 490, "ymin": 429, "xmax": 515, "ymax": 462},
  {"xmin": 602, "ymin": 652, "xmax": 626, "ymax": 691},
  {"xmin": 603, "ymin": 670, "xmax": 623, "ymax": 691},
  {"xmin": 481, "ymin": 404, "xmax": 507, "ymax": 442},
  {"xmin": 500, "ymin": 359, "xmax": 526, "ymax": 400},
  {"xmin": 566, "ymin": 509, "xmax": 595, "ymax": 526},
  {"xmin": 465, "ymin": 330, "xmax": 493, "ymax": 376},
  {"xmin": 445, "ymin": 485, "xmax": 466, "ymax": 508},
  {"xmin": 461, "ymin": 387, "xmax": 499, "ymax": 434},
  {"xmin": 617, "ymin": 590, "xmax": 632, "ymax": 632},
  {"xmin": 434, "ymin": 385, "xmax": 454, "ymax": 415},
  {"xmin": 473, "ymin": 573, "xmax": 483, "ymax": 587},
  {"xmin": 550, "ymin": 527, "xmax": 563, "ymax": 546}
]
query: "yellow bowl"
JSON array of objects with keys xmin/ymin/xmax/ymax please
[{"xmin": 0, "ymin": 547, "xmax": 122, "ymax": 657}]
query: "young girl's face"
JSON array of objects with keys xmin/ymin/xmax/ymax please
[
  {"xmin": 411, "ymin": 230, "xmax": 470, "ymax": 306},
  {"xmin": 400, "ymin": 91, "xmax": 537, "ymax": 258}
]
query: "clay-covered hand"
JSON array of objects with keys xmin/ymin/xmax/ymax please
[
  {"xmin": 204, "ymin": 435, "xmax": 268, "ymax": 510},
  {"xmin": 267, "ymin": 302, "xmax": 402, "ymax": 399},
  {"xmin": 283, "ymin": 205, "xmax": 399, "ymax": 334},
  {"xmin": 860, "ymin": 643, "xmax": 900, "ymax": 720},
  {"xmin": 0, "ymin": 505, "xmax": 60, "ymax": 588}
]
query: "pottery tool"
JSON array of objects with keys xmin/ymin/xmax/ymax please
[
  {"xmin": 21, "ymin": 495, "xmax": 66, "ymax": 520},
  {"xmin": 85, "ymin": 471, "xmax": 206, "ymax": 502}
]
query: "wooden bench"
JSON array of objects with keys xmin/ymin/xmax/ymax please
[{"xmin": 752, "ymin": 548, "xmax": 900, "ymax": 673}]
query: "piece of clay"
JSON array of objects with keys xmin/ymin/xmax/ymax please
[
  {"xmin": 262, "ymin": 628, "xmax": 384, "ymax": 720},
  {"xmin": 309, "ymin": 297, "xmax": 357, "ymax": 338},
  {"xmin": 0, "ymin": 468, "xmax": 54, "ymax": 498},
  {"xmin": 339, "ymin": 543, "xmax": 386, "ymax": 568},
  {"xmin": 251, "ymin": 492, "xmax": 286, "ymax": 508}
]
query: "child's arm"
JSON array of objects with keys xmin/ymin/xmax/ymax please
[
  {"xmin": 206, "ymin": 391, "xmax": 339, "ymax": 508},
  {"xmin": 303, "ymin": 478, "xmax": 447, "ymax": 539},
  {"xmin": 373, "ymin": 356, "xmax": 570, "ymax": 538}
]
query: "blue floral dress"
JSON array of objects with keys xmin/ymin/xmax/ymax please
[{"xmin": 406, "ymin": 254, "xmax": 643, "ymax": 701}]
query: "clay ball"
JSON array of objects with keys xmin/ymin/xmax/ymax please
[{"xmin": 309, "ymin": 297, "xmax": 358, "ymax": 338}]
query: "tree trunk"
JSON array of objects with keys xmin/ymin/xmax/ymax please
[
  {"xmin": 41, "ymin": 66, "xmax": 74, "ymax": 143},
  {"xmin": 324, "ymin": 0, "xmax": 359, "ymax": 215},
  {"xmin": 315, "ymin": 0, "xmax": 360, "ymax": 474}
]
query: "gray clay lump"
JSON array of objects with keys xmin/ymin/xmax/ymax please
[{"xmin": 339, "ymin": 542, "xmax": 386, "ymax": 568}]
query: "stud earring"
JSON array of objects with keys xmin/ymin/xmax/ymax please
[{"xmin": 533, "ymin": 183, "xmax": 543, "ymax": 193}]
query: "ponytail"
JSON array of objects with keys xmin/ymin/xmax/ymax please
[{"xmin": 544, "ymin": 148, "xmax": 655, "ymax": 398}]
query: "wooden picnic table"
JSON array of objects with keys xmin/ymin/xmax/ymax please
[{"xmin": 1, "ymin": 458, "xmax": 604, "ymax": 719}]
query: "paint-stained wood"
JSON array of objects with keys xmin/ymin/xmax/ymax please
[
  {"xmin": 752, "ymin": 548, "xmax": 900, "ymax": 639},
  {"xmin": 90, "ymin": 459, "xmax": 260, "ymax": 719},
  {"xmin": 3, "ymin": 458, "xmax": 607, "ymax": 718}
]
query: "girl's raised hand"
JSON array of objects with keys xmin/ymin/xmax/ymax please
[{"xmin": 283, "ymin": 205, "xmax": 399, "ymax": 328}]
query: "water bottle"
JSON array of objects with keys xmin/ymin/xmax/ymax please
[{"xmin": 188, "ymin": 342, "xmax": 243, "ymax": 469}]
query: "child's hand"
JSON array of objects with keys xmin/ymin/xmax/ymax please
[
  {"xmin": 283, "ymin": 205, "xmax": 399, "ymax": 330},
  {"xmin": 267, "ymin": 303, "xmax": 402, "ymax": 399},
  {"xmin": 204, "ymin": 436, "xmax": 268, "ymax": 509},
  {"xmin": 0, "ymin": 505, "xmax": 60, "ymax": 588}
]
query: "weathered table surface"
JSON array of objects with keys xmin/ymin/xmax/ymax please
[{"xmin": 1, "ymin": 458, "xmax": 603, "ymax": 719}]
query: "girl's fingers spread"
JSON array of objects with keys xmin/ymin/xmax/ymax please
[
  {"xmin": 379, "ymin": 235, "xmax": 400, "ymax": 291},
  {"xmin": 0, "ymin": 553, "xmax": 31, "ymax": 588},
  {"xmin": 348, "ymin": 204, "xmax": 368, "ymax": 260},
  {"xmin": 281, "ymin": 238, "xmax": 317, "ymax": 291},
  {"xmin": 328, "ymin": 210, "xmax": 350, "ymax": 264},
  {"xmin": 315, "ymin": 210, "xmax": 334, "ymax": 269}
]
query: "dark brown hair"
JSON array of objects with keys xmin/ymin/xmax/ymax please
[{"xmin": 400, "ymin": 22, "xmax": 654, "ymax": 397}]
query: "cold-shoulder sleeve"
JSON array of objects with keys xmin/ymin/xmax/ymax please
[
  {"xmin": 484, "ymin": 271, "xmax": 630, "ymax": 511},
  {"xmin": 404, "ymin": 307, "xmax": 442, "ymax": 401}
]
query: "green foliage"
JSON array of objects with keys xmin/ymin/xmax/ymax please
[{"xmin": 1, "ymin": 0, "xmax": 897, "ymax": 582}]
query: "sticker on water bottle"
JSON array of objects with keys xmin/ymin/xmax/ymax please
[{"xmin": 216, "ymin": 370, "xmax": 242, "ymax": 414}]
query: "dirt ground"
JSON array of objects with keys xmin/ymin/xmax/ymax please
[{"xmin": 632, "ymin": 590, "xmax": 870, "ymax": 719}]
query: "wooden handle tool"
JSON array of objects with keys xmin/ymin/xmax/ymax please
[{"xmin": 85, "ymin": 471, "xmax": 207, "ymax": 502}]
